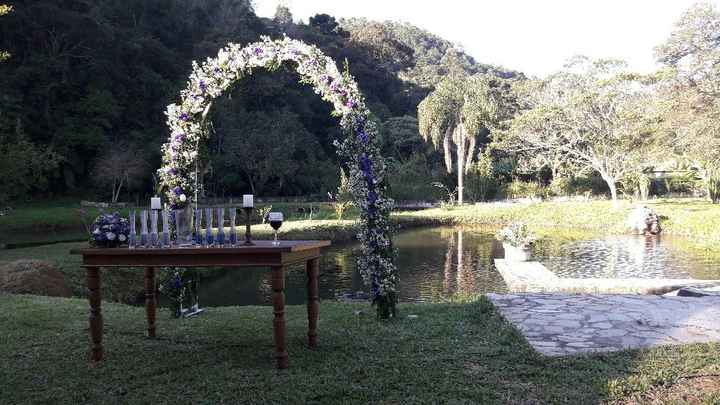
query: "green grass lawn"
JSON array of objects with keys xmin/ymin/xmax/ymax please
[{"xmin": 1, "ymin": 294, "xmax": 719, "ymax": 404}]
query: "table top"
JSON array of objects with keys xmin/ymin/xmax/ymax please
[{"xmin": 70, "ymin": 240, "xmax": 331, "ymax": 256}]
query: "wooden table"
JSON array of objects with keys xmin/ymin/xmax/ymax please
[{"xmin": 70, "ymin": 240, "xmax": 330, "ymax": 369}]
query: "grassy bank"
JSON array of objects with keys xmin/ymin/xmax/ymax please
[{"xmin": 1, "ymin": 294, "xmax": 718, "ymax": 404}]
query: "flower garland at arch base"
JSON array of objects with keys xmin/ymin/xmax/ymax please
[{"xmin": 158, "ymin": 36, "xmax": 398, "ymax": 318}]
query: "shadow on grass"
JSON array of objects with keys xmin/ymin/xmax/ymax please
[{"xmin": 4, "ymin": 294, "xmax": 711, "ymax": 404}]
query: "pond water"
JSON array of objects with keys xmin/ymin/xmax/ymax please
[
  {"xmin": 186, "ymin": 227, "xmax": 507, "ymax": 308},
  {"xmin": 186, "ymin": 227, "xmax": 720, "ymax": 307},
  {"xmin": 535, "ymin": 235, "xmax": 720, "ymax": 280}
]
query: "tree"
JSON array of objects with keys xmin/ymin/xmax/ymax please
[
  {"xmin": 273, "ymin": 3, "xmax": 293, "ymax": 26},
  {"xmin": 0, "ymin": 123, "xmax": 61, "ymax": 204},
  {"xmin": 418, "ymin": 75, "xmax": 503, "ymax": 204},
  {"xmin": 92, "ymin": 146, "xmax": 150, "ymax": 203},
  {"xmin": 655, "ymin": 2, "xmax": 720, "ymax": 203},
  {"xmin": 0, "ymin": 4, "xmax": 10, "ymax": 62},
  {"xmin": 499, "ymin": 58, "xmax": 656, "ymax": 207}
]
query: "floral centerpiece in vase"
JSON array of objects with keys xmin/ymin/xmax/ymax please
[
  {"xmin": 496, "ymin": 222, "xmax": 537, "ymax": 262},
  {"xmin": 90, "ymin": 212, "xmax": 130, "ymax": 248}
]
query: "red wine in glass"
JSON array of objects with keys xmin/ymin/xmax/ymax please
[{"xmin": 268, "ymin": 212, "xmax": 283, "ymax": 246}]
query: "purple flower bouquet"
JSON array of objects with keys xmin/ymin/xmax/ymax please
[{"xmin": 90, "ymin": 212, "xmax": 130, "ymax": 248}]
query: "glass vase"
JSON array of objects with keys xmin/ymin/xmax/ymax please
[
  {"xmin": 161, "ymin": 209, "xmax": 171, "ymax": 247},
  {"xmin": 216, "ymin": 207, "xmax": 225, "ymax": 246},
  {"xmin": 150, "ymin": 210, "xmax": 159, "ymax": 247},
  {"xmin": 129, "ymin": 209, "xmax": 137, "ymax": 249},
  {"xmin": 205, "ymin": 207, "xmax": 214, "ymax": 246},
  {"xmin": 194, "ymin": 208, "xmax": 204, "ymax": 246},
  {"xmin": 173, "ymin": 206, "xmax": 194, "ymax": 247},
  {"xmin": 140, "ymin": 210, "xmax": 149, "ymax": 247},
  {"xmin": 229, "ymin": 208, "xmax": 237, "ymax": 246}
]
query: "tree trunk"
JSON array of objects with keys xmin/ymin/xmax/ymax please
[
  {"xmin": 456, "ymin": 126, "xmax": 465, "ymax": 205},
  {"xmin": 601, "ymin": 173, "xmax": 619, "ymax": 209},
  {"xmin": 443, "ymin": 127, "xmax": 453, "ymax": 174},
  {"xmin": 609, "ymin": 182, "xmax": 618, "ymax": 208},
  {"xmin": 597, "ymin": 169, "xmax": 620, "ymax": 208}
]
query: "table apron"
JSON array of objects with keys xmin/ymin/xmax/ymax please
[{"xmin": 80, "ymin": 249, "xmax": 320, "ymax": 267}]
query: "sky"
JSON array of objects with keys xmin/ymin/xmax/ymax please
[{"xmin": 255, "ymin": 0, "xmax": 719, "ymax": 78}]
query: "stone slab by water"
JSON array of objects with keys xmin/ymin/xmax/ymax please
[
  {"xmin": 494, "ymin": 259, "xmax": 720, "ymax": 294},
  {"xmin": 488, "ymin": 293, "xmax": 720, "ymax": 356}
]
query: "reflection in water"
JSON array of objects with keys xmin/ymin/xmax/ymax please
[
  {"xmin": 186, "ymin": 227, "xmax": 719, "ymax": 307},
  {"xmin": 536, "ymin": 234, "xmax": 719, "ymax": 279},
  {"xmin": 192, "ymin": 227, "xmax": 508, "ymax": 307}
]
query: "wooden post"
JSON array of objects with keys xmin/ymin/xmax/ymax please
[
  {"xmin": 271, "ymin": 266, "xmax": 288, "ymax": 369},
  {"xmin": 144, "ymin": 267, "xmax": 156, "ymax": 338},
  {"xmin": 306, "ymin": 258, "xmax": 319, "ymax": 348},
  {"xmin": 86, "ymin": 267, "xmax": 103, "ymax": 361}
]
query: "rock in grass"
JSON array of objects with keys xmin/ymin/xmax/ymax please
[
  {"xmin": 0, "ymin": 260, "xmax": 72, "ymax": 297},
  {"xmin": 676, "ymin": 285, "xmax": 720, "ymax": 297}
]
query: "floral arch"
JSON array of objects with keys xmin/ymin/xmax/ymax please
[{"xmin": 158, "ymin": 37, "xmax": 398, "ymax": 317}]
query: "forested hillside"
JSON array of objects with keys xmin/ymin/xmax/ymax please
[{"xmin": 0, "ymin": 0, "xmax": 517, "ymax": 203}]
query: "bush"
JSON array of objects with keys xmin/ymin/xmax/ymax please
[
  {"xmin": 0, "ymin": 132, "xmax": 62, "ymax": 204},
  {"xmin": 501, "ymin": 180, "xmax": 548, "ymax": 199},
  {"xmin": 549, "ymin": 176, "xmax": 572, "ymax": 196},
  {"xmin": 387, "ymin": 155, "xmax": 445, "ymax": 201},
  {"xmin": 466, "ymin": 153, "xmax": 498, "ymax": 201}
]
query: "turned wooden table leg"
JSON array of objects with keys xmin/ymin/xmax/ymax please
[
  {"xmin": 271, "ymin": 265, "xmax": 288, "ymax": 369},
  {"xmin": 144, "ymin": 267, "xmax": 156, "ymax": 338},
  {"xmin": 86, "ymin": 267, "xmax": 103, "ymax": 361},
  {"xmin": 306, "ymin": 258, "xmax": 319, "ymax": 349}
]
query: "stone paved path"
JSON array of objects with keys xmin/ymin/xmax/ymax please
[{"xmin": 487, "ymin": 293, "xmax": 720, "ymax": 356}]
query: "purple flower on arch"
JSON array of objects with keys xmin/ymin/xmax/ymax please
[
  {"xmin": 254, "ymin": 47, "xmax": 263, "ymax": 55},
  {"xmin": 173, "ymin": 186, "xmax": 182, "ymax": 196},
  {"xmin": 357, "ymin": 129, "xmax": 369, "ymax": 144},
  {"xmin": 173, "ymin": 132, "xmax": 186, "ymax": 142},
  {"xmin": 179, "ymin": 112, "xmax": 189, "ymax": 122},
  {"xmin": 346, "ymin": 99, "xmax": 357, "ymax": 109},
  {"xmin": 367, "ymin": 191, "xmax": 378, "ymax": 205},
  {"xmin": 371, "ymin": 274, "xmax": 380, "ymax": 297},
  {"xmin": 199, "ymin": 80, "xmax": 207, "ymax": 92},
  {"xmin": 359, "ymin": 154, "xmax": 372, "ymax": 174}
]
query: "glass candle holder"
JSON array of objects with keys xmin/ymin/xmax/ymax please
[
  {"xmin": 161, "ymin": 209, "xmax": 170, "ymax": 247},
  {"xmin": 194, "ymin": 208, "xmax": 204, "ymax": 246},
  {"xmin": 140, "ymin": 210, "xmax": 149, "ymax": 247},
  {"xmin": 229, "ymin": 208, "xmax": 237, "ymax": 246},
  {"xmin": 150, "ymin": 210, "xmax": 159, "ymax": 247},
  {"xmin": 129, "ymin": 209, "xmax": 137, "ymax": 249},
  {"xmin": 205, "ymin": 207, "xmax": 214, "ymax": 246},
  {"xmin": 173, "ymin": 206, "xmax": 194, "ymax": 247},
  {"xmin": 216, "ymin": 207, "xmax": 225, "ymax": 246}
]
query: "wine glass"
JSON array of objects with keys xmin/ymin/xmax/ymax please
[{"xmin": 268, "ymin": 212, "xmax": 283, "ymax": 246}]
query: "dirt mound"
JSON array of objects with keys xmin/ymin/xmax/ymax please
[{"xmin": 0, "ymin": 260, "xmax": 72, "ymax": 297}]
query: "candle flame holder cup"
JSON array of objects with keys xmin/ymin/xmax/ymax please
[{"xmin": 243, "ymin": 207, "xmax": 254, "ymax": 246}]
